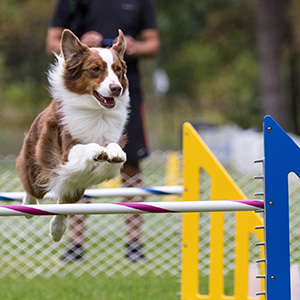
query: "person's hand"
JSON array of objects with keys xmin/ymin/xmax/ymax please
[
  {"xmin": 125, "ymin": 35, "xmax": 140, "ymax": 56},
  {"xmin": 124, "ymin": 30, "xmax": 160, "ymax": 58},
  {"xmin": 80, "ymin": 31, "xmax": 103, "ymax": 47}
]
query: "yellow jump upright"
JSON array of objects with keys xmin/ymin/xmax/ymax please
[{"xmin": 181, "ymin": 123, "xmax": 264, "ymax": 300}]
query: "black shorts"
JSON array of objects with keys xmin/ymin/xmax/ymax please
[{"xmin": 124, "ymin": 89, "xmax": 148, "ymax": 165}]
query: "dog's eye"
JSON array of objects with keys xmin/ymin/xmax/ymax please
[
  {"xmin": 92, "ymin": 66, "xmax": 100, "ymax": 72},
  {"xmin": 115, "ymin": 66, "xmax": 122, "ymax": 74}
]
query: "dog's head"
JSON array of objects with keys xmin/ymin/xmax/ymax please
[{"xmin": 60, "ymin": 29, "xmax": 128, "ymax": 110}]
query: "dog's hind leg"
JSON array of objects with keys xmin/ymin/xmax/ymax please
[
  {"xmin": 22, "ymin": 193, "xmax": 39, "ymax": 205},
  {"xmin": 48, "ymin": 192, "xmax": 84, "ymax": 242},
  {"xmin": 49, "ymin": 214, "xmax": 67, "ymax": 242},
  {"xmin": 22, "ymin": 193, "xmax": 40, "ymax": 219},
  {"xmin": 49, "ymin": 196, "xmax": 69, "ymax": 242}
]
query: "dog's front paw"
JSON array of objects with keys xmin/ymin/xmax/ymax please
[
  {"xmin": 93, "ymin": 150, "xmax": 109, "ymax": 162},
  {"xmin": 106, "ymin": 143, "xmax": 127, "ymax": 164},
  {"xmin": 86, "ymin": 143, "xmax": 126, "ymax": 164},
  {"xmin": 80, "ymin": 143, "xmax": 108, "ymax": 162}
]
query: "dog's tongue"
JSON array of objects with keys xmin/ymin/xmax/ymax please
[{"xmin": 93, "ymin": 91, "xmax": 115, "ymax": 109}]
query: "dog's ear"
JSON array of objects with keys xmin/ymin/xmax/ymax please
[
  {"xmin": 112, "ymin": 29, "xmax": 126, "ymax": 59},
  {"xmin": 61, "ymin": 30, "xmax": 89, "ymax": 68}
]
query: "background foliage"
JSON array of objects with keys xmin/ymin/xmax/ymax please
[
  {"xmin": 0, "ymin": 0, "xmax": 300, "ymax": 152},
  {"xmin": 156, "ymin": 0, "xmax": 259, "ymax": 128}
]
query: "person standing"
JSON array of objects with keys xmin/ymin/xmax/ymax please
[{"xmin": 46, "ymin": 0, "xmax": 160, "ymax": 262}]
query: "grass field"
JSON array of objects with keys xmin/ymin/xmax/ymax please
[
  {"xmin": 0, "ymin": 273, "xmax": 238, "ymax": 300},
  {"xmin": 0, "ymin": 274, "xmax": 179, "ymax": 300}
]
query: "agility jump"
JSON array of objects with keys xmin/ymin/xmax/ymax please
[{"xmin": 0, "ymin": 116, "xmax": 297, "ymax": 300}]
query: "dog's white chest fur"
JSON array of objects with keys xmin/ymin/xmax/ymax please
[{"xmin": 58, "ymin": 91, "xmax": 129, "ymax": 145}]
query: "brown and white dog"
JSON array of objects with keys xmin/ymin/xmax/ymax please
[{"xmin": 16, "ymin": 29, "xmax": 129, "ymax": 242}]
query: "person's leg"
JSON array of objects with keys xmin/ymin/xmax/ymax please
[
  {"xmin": 60, "ymin": 199, "xmax": 89, "ymax": 262},
  {"xmin": 59, "ymin": 216, "xmax": 86, "ymax": 262},
  {"xmin": 122, "ymin": 163, "xmax": 145, "ymax": 261},
  {"xmin": 69, "ymin": 214, "xmax": 86, "ymax": 246}
]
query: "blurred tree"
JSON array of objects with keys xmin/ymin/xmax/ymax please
[
  {"xmin": 288, "ymin": 0, "xmax": 300, "ymax": 133},
  {"xmin": 256, "ymin": 0, "xmax": 291, "ymax": 130},
  {"xmin": 156, "ymin": 0, "xmax": 259, "ymax": 128},
  {"xmin": 156, "ymin": 0, "xmax": 300, "ymax": 131},
  {"xmin": 0, "ymin": 0, "xmax": 55, "ymax": 128}
]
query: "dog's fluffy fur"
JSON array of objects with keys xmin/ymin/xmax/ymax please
[{"xmin": 16, "ymin": 29, "xmax": 130, "ymax": 242}]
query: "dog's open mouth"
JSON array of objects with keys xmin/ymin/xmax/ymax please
[{"xmin": 93, "ymin": 91, "xmax": 116, "ymax": 109}]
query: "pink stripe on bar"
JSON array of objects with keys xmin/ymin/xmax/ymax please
[
  {"xmin": 1, "ymin": 205, "xmax": 55, "ymax": 215},
  {"xmin": 116, "ymin": 203, "xmax": 176, "ymax": 213},
  {"xmin": 236, "ymin": 200, "xmax": 264, "ymax": 209}
]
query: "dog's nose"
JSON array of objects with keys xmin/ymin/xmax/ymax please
[{"xmin": 109, "ymin": 84, "xmax": 122, "ymax": 96}]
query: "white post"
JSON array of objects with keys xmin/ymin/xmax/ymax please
[
  {"xmin": 248, "ymin": 263, "xmax": 260, "ymax": 298},
  {"xmin": 291, "ymin": 264, "xmax": 300, "ymax": 300}
]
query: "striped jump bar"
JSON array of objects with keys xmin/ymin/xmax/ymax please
[
  {"xmin": 0, "ymin": 200, "xmax": 264, "ymax": 217},
  {"xmin": 0, "ymin": 186, "xmax": 183, "ymax": 201}
]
